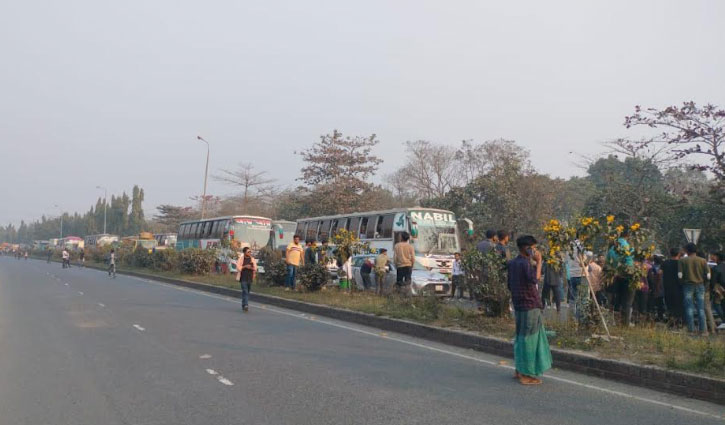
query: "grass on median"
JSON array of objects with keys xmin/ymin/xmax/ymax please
[{"xmin": 96, "ymin": 261, "xmax": 725, "ymax": 379}]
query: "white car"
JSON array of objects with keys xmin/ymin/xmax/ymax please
[{"xmin": 350, "ymin": 254, "xmax": 451, "ymax": 296}]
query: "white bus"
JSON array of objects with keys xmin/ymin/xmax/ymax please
[
  {"xmin": 176, "ymin": 215, "xmax": 272, "ymax": 251},
  {"xmin": 268, "ymin": 220, "xmax": 297, "ymax": 251},
  {"xmin": 294, "ymin": 208, "xmax": 471, "ymax": 275}
]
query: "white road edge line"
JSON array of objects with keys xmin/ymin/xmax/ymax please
[
  {"xmin": 113, "ymin": 271, "xmax": 723, "ymax": 420},
  {"xmin": 132, "ymin": 324, "xmax": 145, "ymax": 332}
]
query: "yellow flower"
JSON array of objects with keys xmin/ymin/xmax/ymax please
[
  {"xmin": 606, "ymin": 215, "xmax": 615, "ymax": 223},
  {"xmin": 631, "ymin": 223, "xmax": 640, "ymax": 231},
  {"xmin": 580, "ymin": 217, "xmax": 593, "ymax": 226},
  {"xmin": 616, "ymin": 225, "xmax": 624, "ymax": 234}
]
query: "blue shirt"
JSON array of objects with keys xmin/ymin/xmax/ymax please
[{"xmin": 607, "ymin": 238, "xmax": 634, "ymax": 267}]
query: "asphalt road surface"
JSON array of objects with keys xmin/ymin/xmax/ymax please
[{"xmin": 0, "ymin": 257, "xmax": 722, "ymax": 425}]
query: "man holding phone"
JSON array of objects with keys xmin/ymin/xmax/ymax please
[
  {"xmin": 236, "ymin": 247, "xmax": 257, "ymax": 313},
  {"xmin": 508, "ymin": 235, "xmax": 552, "ymax": 385}
]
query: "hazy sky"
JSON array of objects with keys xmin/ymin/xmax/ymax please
[{"xmin": 1, "ymin": 0, "xmax": 723, "ymax": 225}]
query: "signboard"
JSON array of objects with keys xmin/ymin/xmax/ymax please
[
  {"xmin": 410, "ymin": 211, "xmax": 456, "ymax": 225},
  {"xmin": 683, "ymin": 228, "xmax": 701, "ymax": 244}
]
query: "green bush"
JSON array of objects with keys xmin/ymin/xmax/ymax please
[
  {"xmin": 297, "ymin": 262, "xmax": 330, "ymax": 291},
  {"xmin": 462, "ymin": 249, "xmax": 510, "ymax": 317},
  {"xmin": 127, "ymin": 247, "xmax": 153, "ymax": 268},
  {"xmin": 258, "ymin": 247, "xmax": 287, "ymax": 286},
  {"xmin": 178, "ymin": 248, "xmax": 217, "ymax": 275},
  {"xmin": 150, "ymin": 249, "xmax": 179, "ymax": 272}
]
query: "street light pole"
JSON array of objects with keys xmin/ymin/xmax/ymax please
[
  {"xmin": 96, "ymin": 186, "xmax": 107, "ymax": 234},
  {"xmin": 54, "ymin": 204, "xmax": 63, "ymax": 240},
  {"xmin": 197, "ymin": 136, "xmax": 210, "ymax": 219}
]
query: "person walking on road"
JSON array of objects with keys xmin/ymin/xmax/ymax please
[
  {"xmin": 236, "ymin": 247, "xmax": 257, "ymax": 313},
  {"xmin": 374, "ymin": 248, "xmax": 389, "ymax": 295},
  {"xmin": 393, "ymin": 232, "xmax": 415, "ymax": 293},
  {"xmin": 79, "ymin": 249, "xmax": 85, "ymax": 268},
  {"xmin": 62, "ymin": 248, "xmax": 70, "ymax": 269},
  {"xmin": 678, "ymin": 243, "xmax": 710, "ymax": 334},
  {"xmin": 46, "ymin": 248, "xmax": 52, "ymax": 263},
  {"xmin": 285, "ymin": 235, "xmax": 304, "ymax": 291},
  {"xmin": 508, "ymin": 235, "xmax": 551, "ymax": 385},
  {"xmin": 108, "ymin": 249, "xmax": 116, "ymax": 278}
]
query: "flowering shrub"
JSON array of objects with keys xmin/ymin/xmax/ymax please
[{"xmin": 178, "ymin": 248, "xmax": 217, "ymax": 275}]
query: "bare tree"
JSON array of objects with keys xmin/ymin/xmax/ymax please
[
  {"xmin": 214, "ymin": 162, "xmax": 276, "ymax": 209},
  {"xmin": 624, "ymin": 102, "xmax": 725, "ymax": 184},
  {"xmin": 399, "ymin": 140, "xmax": 460, "ymax": 200}
]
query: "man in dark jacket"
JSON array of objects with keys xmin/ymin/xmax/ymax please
[{"xmin": 662, "ymin": 247, "xmax": 683, "ymax": 325}]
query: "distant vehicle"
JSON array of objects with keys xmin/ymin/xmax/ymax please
[
  {"xmin": 33, "ymin": 240, "xmax": 50, "ymax": 250},
  {"xmin": 62, "ymin": 236, "xmax": 84, "ymax": 250},
  {"xmin": 295, "ymin": 208, "xmax": 471, "ymax": 276},
  {"xmin": 84, "ymin": 234, "xmax": 120, "ymax": 250},
  {"xmin": 154, "ymin": 233, "xmax": 177, "ymax": 250},
  {"xmin": 121, "ymin": 232, "xmax": 158, "ymax": 251},
  {"xmin": 176, "ymin": 215, "xmax": 272, "ymax": 272},
  {"xmin": 349, "ymin": 254, "xmax": 451, "ymax": 296}
]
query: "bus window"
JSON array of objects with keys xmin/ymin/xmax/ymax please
[
  {"xmin": 348, "ymin": 217, "xmax": 360, "ymax": 236},
  {"xmin": 380, "ymin": 214, "xmax": 394, "ymax": 239},
  {"xmin": 366, "ymin": 216, "xmax": 378, "ymax": 239},
  {"xmin": 359, "ymin": 217, "xmax": 369, "ymax": 239},
  {"xmin": 318, "ymin": 220, "xmax": 331, "ymax": 241},
  {"xmin": 296, "ymin": 221, "xmax": 306, "ymax": 237},
  {"xmin": 189, "ymin": 223, "xmax": 198, "ymax": 238},
  {"xmin": 306, "ymin": 221, "xmax": 319, "ymax": 242}
]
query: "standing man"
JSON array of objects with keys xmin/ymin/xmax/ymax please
[
  {"xmin": 285, "ymin": 234, "xmax": 304, "ymax": 291},
  {"xmin": 304, "ymin": 239, "xmax": 318, "ymax": 265},
  {"xmin": 46, "ymin": 248, "xmax": 52, "ymax": 263},
  {"xmin": 360, "ymin": 257, "xmax": 373, "ymax": 291},
  {"xmin": 62, "ymin": 248, "xmax": 70, "ymax": 268},
  {"xmin": 394, "ymin": 232, "xmax": 415, "ymax": 292},
  {"xmin": 678, "ymin": 243, "xmax": 710, "ymax": 334},
  {"xmin": 374, "ymin": 248, "xmax": 389, "ymax": 295},
  {"xmin": 607, "ymin": 229, "xmax": 635, "ymax": 326},
  {"xmin": 451, "ymin": 252, "xmax": 465, "ymax": 299},
  {"xmin": 508, "ymin": 235, "xmax": 551, "ymax": 385},
  {"xmin": 79, "ymin": 249, "xmax": 85, "ymax": 268},
  {"xmin": 236, "ymin": 247, "xmax": 257, "ymax": 313},
  {"xmin": 495, "ymin": 230, "xmax": 511, "ymax": 260},
  {"xmin": 476, "ymin": 230, "xmax": 497, "ymax": 254},
  {"xmin": 662, "ymin": 247, "xmax": 683, "ymax": 325}
]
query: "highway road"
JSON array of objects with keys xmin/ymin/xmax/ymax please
[{"xmin": 0, "ymin": 256, "xmax": 722, "ymax": 425}]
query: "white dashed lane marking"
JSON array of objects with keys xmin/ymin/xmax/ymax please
[
  {"xmin": 217, "ymin": 376, "xmax": 234, "ymax": 386},
  {"xmin": 78, "ymin": 291, "xmax": 84, "ymax": 295},
  {"xmin": 199, "ymin": 354, "xmax": 212, "ymax": 359},
  {"xmin": 132, "ymin": 324, "xmax": 146, "ymax": 332},
  {"xmin": 98, "ymin": 303, "xmax": 105, "ymax": 308},
  {"xmin": 206, "ymin": 369, "xmax": 218, "ymax": 376}
]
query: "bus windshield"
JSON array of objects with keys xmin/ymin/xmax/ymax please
[
  {"xmin": 414, "ymin": 225, "xmax": 460, "ymax": 255},
  {"xmin": 233, "ymin": 218, "xmax": 272, "ymax": 249}
]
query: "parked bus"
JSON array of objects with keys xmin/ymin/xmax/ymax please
[
  {"xmin": 295, "ymin": 208, "xmax": 472, "ymax": 275},
  {"xmin": 154, "ymin": 233, "xmax": 177, "ymax": 249},
  {"xmin": 84, "ymin": 234, "xmax": 120, "ymax": 250},
  {"xmin": 176, "ymin": 215, "xmax": 272, "ymax": 251}
]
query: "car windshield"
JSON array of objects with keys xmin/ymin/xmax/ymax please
[{"xmin": 413, "ymin": 225, "xmax": 460, "ymax": 255}]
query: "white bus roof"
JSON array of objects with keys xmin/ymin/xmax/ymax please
[
  {"xmin": 179, "ymin": 215, "xmax": 272, "ymax": 225},
  {"xmin": 296, "ymin": 207, "xmax": 455, "ymax": 222}
]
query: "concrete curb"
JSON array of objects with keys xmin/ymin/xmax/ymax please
[{"xmin": 76, "ymin": 263, "xmax": 725, "ymax": 405}]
